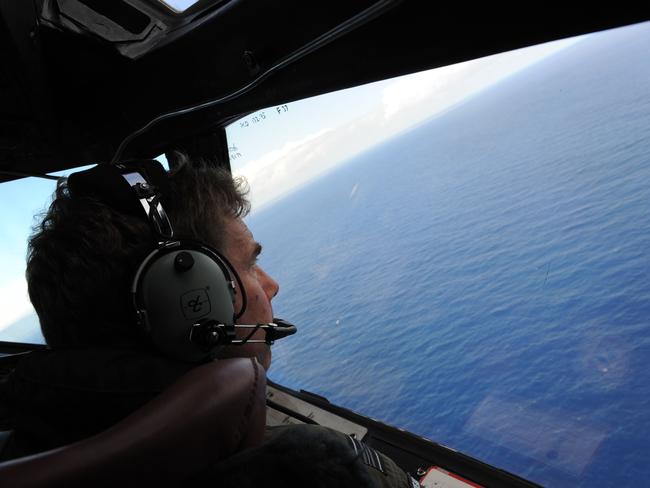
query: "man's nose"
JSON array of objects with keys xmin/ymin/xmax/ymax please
[{"xmin": 259, "ymin": 267, "xmax": 280, "ymax": 299}]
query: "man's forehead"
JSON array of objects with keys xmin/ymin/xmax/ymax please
[
  {"xmin": 227, "ymin": 218, "xmax": 253, "ymax": 242},
  {"xmin": 224, "ymin": 218, "xmax": 257, "ymax": 254}
]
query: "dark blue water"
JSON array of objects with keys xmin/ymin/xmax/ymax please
[{"xmin": 248, "ymin": 23, "xmax": 650, "ymax": 487}]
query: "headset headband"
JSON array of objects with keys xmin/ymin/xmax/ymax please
[{"xmin": 68, "ymin": 160, "xmax": 172, "ymax": 236}]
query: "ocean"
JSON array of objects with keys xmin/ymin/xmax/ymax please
[{"xmin": 247, "ymin": 23, "xmax": 650, "ymax": 487}]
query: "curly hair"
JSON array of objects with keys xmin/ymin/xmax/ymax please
[{"xmin": 26, "ymin": 155, "xmax": 250, "ymax": 348}]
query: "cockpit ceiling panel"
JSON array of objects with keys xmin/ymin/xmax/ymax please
[
  {"xmin": 42, "ymin": 0, "xmax": 234, "ymax": 59},
  {"xmin": 0, "ymin": 1, "xmax": 649, "ymax": 179}
]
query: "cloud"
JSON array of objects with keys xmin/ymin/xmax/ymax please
[
  {"xmin": 236, "ymin": 129, "xmax": 334, "ymax": 210},
  {"xmin": 236, "ymin": 117, "xmax": 391, "ymax": 210},
  {"xmin": 381, "ymin": 35, "xmax": 585, "ymax": 128},
  {"xmin": 382, "ymin": 63, "xmax": 468, "ymax": 121}
]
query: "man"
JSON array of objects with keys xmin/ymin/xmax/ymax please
[{"xmin": 1, "ymin": 154, "xmax": 415, "ymax": 486}]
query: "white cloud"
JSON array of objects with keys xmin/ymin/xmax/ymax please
[
  {"xmin": 382, "ymin": 63, "xmax": 468, "ymax": 120},
  {"xmin": 381, "ymin": 36, "xmax": 585, "ymax": 129},
  {"xmin": 237, "ymin": 119, "xmax": 394, "ymax": 210},
  {"xmin": 236, "ymin": 129, "xmax": 333, "ymax": 210},
  {"xmin": 0, "ymin": 277, "xmax": 34, "ymax": 331}
]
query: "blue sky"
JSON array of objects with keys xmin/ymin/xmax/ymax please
[{"xmin": 0, "ymin": 33, "xmax": 585, "ymax": 335}]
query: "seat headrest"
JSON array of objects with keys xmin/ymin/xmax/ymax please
[{"xmin": 0, "ymin": 357, "xmax": 266, "ymax": 487}]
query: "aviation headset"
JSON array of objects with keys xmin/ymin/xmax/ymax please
[{"xmin": 67, "ymin": 159, "xmax": 295, "ymax": 362}]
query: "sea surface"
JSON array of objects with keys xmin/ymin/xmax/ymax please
[{"xmin": 248, "ymin": 23, "xmax": 650, "ymax": 487}]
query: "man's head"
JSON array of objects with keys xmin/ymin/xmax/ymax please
[{"xmin": 27, "ymin": 155, "xmax": 277, "ymax": 367}]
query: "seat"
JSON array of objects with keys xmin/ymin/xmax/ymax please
[{"xmin": 0, "ymin": 357, "xmax": 266, "ymax": 487}]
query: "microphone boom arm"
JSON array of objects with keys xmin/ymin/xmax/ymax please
[{"xmin": 232, "ymin": 319, "xmax": 297, "ymax": 344}]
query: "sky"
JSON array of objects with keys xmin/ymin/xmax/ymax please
[{"xmin": 0, "ymin": 33, "xmax": 586, "ymax": 336}]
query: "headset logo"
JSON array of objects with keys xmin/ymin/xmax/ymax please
[{"xmin": 181, "ymin": 288, "xmax": 211, "ymax": 320}]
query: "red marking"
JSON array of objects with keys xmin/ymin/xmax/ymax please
[{"xmin": 423, "ymin": 466, "xmax": 484, "ymax": 488}]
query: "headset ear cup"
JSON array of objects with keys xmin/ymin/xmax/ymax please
[{"xmin": 133, "ymin": 242, "xmax": 236, "ymax": 362}]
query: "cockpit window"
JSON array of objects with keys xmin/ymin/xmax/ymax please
[
  {"xmin": 1, "ymin": 177, "xmax": 55, "ymax": 344},
  {"xmin": 227, "ymin": 21, "xmax": 650, "ymax": 487}
]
